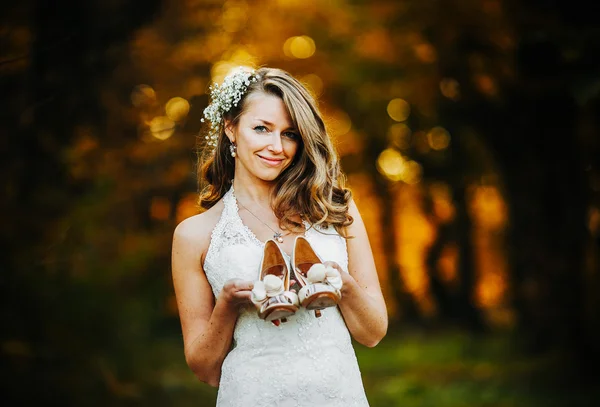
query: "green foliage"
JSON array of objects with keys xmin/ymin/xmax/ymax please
[{"xmin": 355, "ymin": 331, "xmax": 599, "ymax": 407}]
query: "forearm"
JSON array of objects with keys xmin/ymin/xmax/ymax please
[
  {"xmin": 338, "ymin": 278, "xmax": 388, "ymax": 347},
  {"xmin": 185, "ymin": 298, "xmax": 239, "ymax": 386}
]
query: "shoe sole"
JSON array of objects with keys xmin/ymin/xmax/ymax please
[
  {"xmin": 302, "ymin": 292, "xmax": 339, "ymax": 310},
  {"xmin": 262, "ymin": 305, "xmax": 299, "ymax": 322}
]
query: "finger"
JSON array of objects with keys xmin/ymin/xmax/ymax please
[
  {"xmin": 232, "ymin": 291, "xmax": 253, "ymax": 301},
  {"xmin": 323, "ymin": 261, "xmax": 342, "ymax": 271},
  {"xmin": 233, "ymin": 280, "xmax": 254, "ymax": 291},
  {"xmin": 223, "ymin": 278, "xmax": 240, "ymax": 291}
]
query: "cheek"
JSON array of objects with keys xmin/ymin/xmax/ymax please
[
  {"xmin": 237, "ymin": 130, "xmax": 260, "ymax": 151},
  {"xmin": 284, "ymin": 140, "xmax": 299, "ymax": 158}
]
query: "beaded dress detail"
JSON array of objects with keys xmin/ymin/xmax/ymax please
[{"xmin": 203, "ymin": 187, "xmax": 369, "ymax": 407}]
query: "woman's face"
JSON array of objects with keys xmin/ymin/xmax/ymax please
[{"xmin": 226, "ymin": 92, "xmax": 300, "ymax": 182}]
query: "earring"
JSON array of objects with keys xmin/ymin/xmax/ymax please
[{"xmin": 229, "ymin": 143, "xmax": 237, "ymax": 157}]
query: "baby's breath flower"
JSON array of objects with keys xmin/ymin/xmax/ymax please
[{"xmin": 202, "ymin": 67, "xmax": 258, "ymax": 151}]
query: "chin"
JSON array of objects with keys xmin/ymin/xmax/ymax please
[
  {"xmin": 257, "ymin": 173, "xmax": 282, "ymax": 182},
  {"xmin": 254, "ymin": 168, "xmax": 286, "ymax": 182}
]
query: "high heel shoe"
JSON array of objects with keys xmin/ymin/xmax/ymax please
[
  {"xmin": 291, "ymin": 236, "xmax": 343, "ymax": 317},
  {"xmin": 251, "ymin": 239, "xmax": 299, "ymax": 323}
]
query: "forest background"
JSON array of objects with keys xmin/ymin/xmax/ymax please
[{"xmin": 1, "ymin": 0, "xmax": 599, "ymax": 406}]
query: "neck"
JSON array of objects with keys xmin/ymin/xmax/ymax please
[{"xmin": 232, "ymin": 170, "xmax": 274, "ymax": 207}]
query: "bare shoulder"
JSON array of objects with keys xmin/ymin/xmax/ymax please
[
  {"xmin": 347, "ymin": 197, "xmax": 364, "ymax": 227},
  {"xmin": 172, "ymin": 200, "xmax": 225, "ymax": 262}
]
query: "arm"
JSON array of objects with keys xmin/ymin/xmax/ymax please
[
  {"xmin": 171, "ymin": 218, "xmax": 253, "ymax": 387},
  {"xmin": 334, "ymin": 199, "xmax": 388, "ymax": 347}
]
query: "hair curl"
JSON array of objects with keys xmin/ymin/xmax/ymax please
[{"xmin": 197, "ymin": 67, "xmax": 353, "ymax": 236}]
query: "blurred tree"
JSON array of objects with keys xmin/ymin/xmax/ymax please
[
  {"xmin": 1, "ymin": 0, "xmax": 164, "ymax": 404},
  {"xmin": 3, "ymin": 0, "xmax": 600, "ymax": 405},
  {"xmin": 436, "ymin": 0, "xmax": 600, "ymax": 376}
]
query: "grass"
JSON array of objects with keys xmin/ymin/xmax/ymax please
[
  {"xmin": 355, "ymin": 329, "xmax": 598, "ymax": 407},
  {"xmin": 135, "ymin": 328, "xmax": 599, "ymax": 406}
]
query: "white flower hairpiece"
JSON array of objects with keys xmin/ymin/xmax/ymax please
[{"xmin": 201, "ymin": 67, "xmax": 258, "ymax": 150}]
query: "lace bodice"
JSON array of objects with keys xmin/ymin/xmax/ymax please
[{"xmin": 203, "ymin": 187, "xmax": 369, "ymax": 407}]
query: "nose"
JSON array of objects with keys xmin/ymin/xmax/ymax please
[{"xmin": 267, "ymin": 132, "xmax": 284, "ymax": 154}]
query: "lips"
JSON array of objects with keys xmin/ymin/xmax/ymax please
[{"xmin": 258, "ymin": 155, "xmax": 284, "ymax": 166}]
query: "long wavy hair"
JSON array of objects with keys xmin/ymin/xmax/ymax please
[{"xmin": 197, "ymin": 67, "xmax": 353, "ymax": 235}]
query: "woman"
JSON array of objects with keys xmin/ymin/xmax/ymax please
[{"xmin": 172, "ymin": 67, "xmax": 387, "ymax": 406}]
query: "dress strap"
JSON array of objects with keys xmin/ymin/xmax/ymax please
[{"xmin": 221, "ymin": 185, "xmax": 236, "ymax": 214}]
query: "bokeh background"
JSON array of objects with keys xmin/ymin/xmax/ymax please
[{"xmin": 2, "ymin": 0, "xmax": 600, "ymax": 406}]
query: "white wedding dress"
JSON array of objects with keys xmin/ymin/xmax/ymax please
[{"xmin": 203, "ymin": 187, "xmax": 370, "ymax": 407}]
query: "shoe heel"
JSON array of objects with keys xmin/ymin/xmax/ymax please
[
  {"xmin": 252, "ymin": 240, "xmax": 299, "ymax": 322},
  {"xmin": 292, "ymin": 236, "xmax": 342, "ymax": 314}
]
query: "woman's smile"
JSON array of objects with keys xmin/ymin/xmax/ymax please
[{"xmin": 257, "ymin": 154, "xmax": 285, "ymax": 166}]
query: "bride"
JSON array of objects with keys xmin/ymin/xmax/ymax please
[{"xmin": 172, "ymin": 67, "xmax": 387, "ymax": 406}]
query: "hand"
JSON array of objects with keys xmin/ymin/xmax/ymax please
[
  {"xmin": 323, "ymin": 261, "xmax": 356, "ymax": 296},
  {"xmin": 218, "ymin": 278, "xmax": 254, "ymax": 311}
]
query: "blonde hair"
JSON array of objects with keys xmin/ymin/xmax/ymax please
[{"xmin": 197, "ymin": 67, "xmax": 353, "ymax": 235}]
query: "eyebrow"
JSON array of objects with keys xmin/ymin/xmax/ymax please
[{"xmin": 255, "ymin": 118, "xmax": 296, "ymax": 131}]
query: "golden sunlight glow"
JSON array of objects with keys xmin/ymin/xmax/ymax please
[
  {"xmin": 301, "ymin": 73, "xmax": 324, "ymax": 97},
  {"xmin": 474, "ymin": 74, "xmax": 497, "ymax": 96},
  {"xmin": 149, "ymin": 116, "xmax": 175, "ymax": 140},
  {"xmin": 224, "ymin": 47, "xmax": 257, "ymax": 66},
  {"xmin": 427, "ymin": 126, "xmax": 451, "ymax": 150},
  {"xmin": 414, "ymin": 43, "xmax": 437, "ymax": 63},
  {"xmin": 284, "ymin": 36, "xmax": 316, "ymax": 59},
  {"xmin": 402, "ymin": 160, "xmax": 423, "ymax": 184},
  {"xmin": 355, "ymin": 30, "xmax": 395, "ymax": 62},
  {"xmin": 335, "ymin": 130, "xmax": 364, "ymax": 157},
  {"xmin": 131, "ymin": 84, "xmax": 156, "ymax": 107},
  {"xmin": 440, "ymin": 78, "xmax": 460, "ymax": 100},
  {"xmin": 438, "ymin": 243, "xmax": 459, "ymax": 284},
  {"xmin": 413, "ymin": 130, "xmax": 430, "ymax": 154},
  {"xmin": 210, "ymin": 61, "xmax": 254, "ymax": 84},
  {"xmin": 469, "ymin": 185, "xmax": 507, "ymax": 230},
  {"xmin": 276, "ymin": 0, "xmax": 305, "ymax": 6},
  {"xmin": 211, "ymin": 61, "xmax": 236, "ymax": 83},
  {"xmin": 387, "ymin": 98, "xmax": 410, "ymax": 122},
  {"xmin": 328, "ymin": 109, "xmax": 352, "ymax": 137},
  {"xmin": 176, "ymin": 193, "xmax": 200, "ymax": 224},
  {"xmin": 468, "ymin": 183, "xmax": 510, "ymax": 314},
  {"xmin": 477, "ymin": 271, "xmax": 507, "ymax": 309},
  {"xmin": 221, "ymin": 0, "xmax": 249, "ymax": 33},
  {"xmin": 186, "ymin": 77, "xmax": 208, "ymax": 96},
  {"xmin": 393, "ymin": 181, "xmax": 510, "ymax": 320},
  {"xmin": 396, "ymin": 184, "xmax": 436, "ymax": 314},
  {"xmin": 283, "ymin": 38, "xmax": 293, "ymax": 58},
  {"xmin": 429, "ymin": 182, "xmax": 455, "ymax": 222},
  {"xmin": 388, "ymin": 123, "xmax": 411, "ymax": 150},
  {"xmin": 150, "ymin": 196, "xmax": 171, "ymax": 221},
  {"xmin": 165, "ymin": 97, "xmax": 190, "ymax": 122},
  {"xmin": 376, "ymin": 148, "xmax": 406, "ymax": 181}
]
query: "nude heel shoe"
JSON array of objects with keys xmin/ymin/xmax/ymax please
[
  {"xmin": 291, "ymin": 236, "xmax": 343, "ymax": 317},
  {"xmin": 251, "ymin": 239, "xmax": 299, "ymax": 323}
]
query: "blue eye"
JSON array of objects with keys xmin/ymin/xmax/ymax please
[
  {"xmin": 254, "ymin": 125, "xmax": 268, "ymax": 133},
  {"xmin": 283, "ymin": 131, "xmax": 299, "ymax": 140}
]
